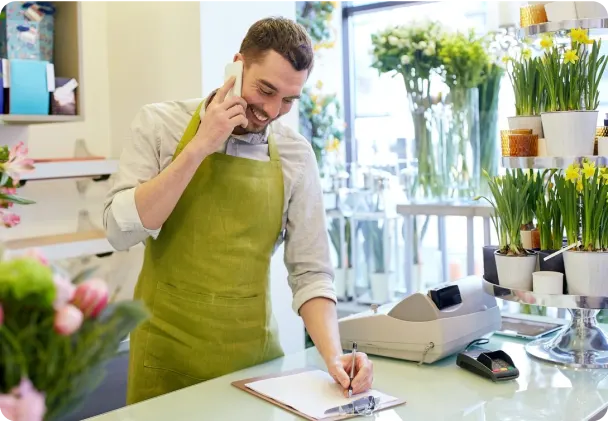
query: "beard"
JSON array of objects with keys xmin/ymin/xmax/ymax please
[{"xmin": 244, "ymin": 104, "xmax": 276, "ymax": 133}]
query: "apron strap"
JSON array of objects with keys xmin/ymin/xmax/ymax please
[
  {"xmin": 268, "ymin": 131, "xmax": 280, "ymax": 162},
  {"xmin": 174, "ymin": 100, "xmax": 205, "ymax": 159}
]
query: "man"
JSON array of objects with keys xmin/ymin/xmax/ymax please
[{"xmin": 103, "ymin": 17, "xmax": 373, "ymax": 404}]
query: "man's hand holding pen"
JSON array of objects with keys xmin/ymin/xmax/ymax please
[{"xmin": 328, "ymin": 343, "xmax": 374, "ymax": 398}]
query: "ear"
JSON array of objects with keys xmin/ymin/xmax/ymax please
[{"xmin": 233, "ymin": 53, "xmax": 244, "ymax": 63}]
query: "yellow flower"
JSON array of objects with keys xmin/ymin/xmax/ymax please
[
  {"xmin": 577, "ymin": 179, "xmax": 584, "ymax": 192},
  {"xmin": 502, "ymin": 55, "xmax": 510, "ymax": 64},
  {"xmin": 540, "ymin": 36, "xmax": 553, "ymax": 50},
  {"xmin": 330, "ymin": 1, "xmax": 338, "ymax": 7},
  {"xmin": 310, "ymin": 94, "xmax": 318, "ymax": 103},
  {"xmin": 583, "ymin": 161, "xmax": 596, "ymax": 179},
  {"xmin": 315, "ymin": 80, "xmax": 323, "ymax": 90},
  {"xmin": 325, "ymin": 137, "xmax": 340, "ymax": 152},
  {"xmin": 522, "ymin": 49, "xmax": 531, "ymax": 60},
  {"xmin": 570, "ymin": 28, "xmax": 587, "ymax": 43},
  {"xmin": 564, "ymin": 50, "xmax": 579, "ymax": 64},
  {"xmin": 565, "ymin": 165, "xmax": 580, "ymax": 182}
]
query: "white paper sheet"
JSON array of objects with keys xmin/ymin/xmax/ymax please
[{"xmin": 245, "ymin": 369, "xmax": 398, "ymax": 420}]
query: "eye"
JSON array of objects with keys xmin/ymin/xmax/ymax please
[
  {"xmin": 283, "ymin": 98, "xmax": 295, "ymax": 104},
  {"xmin": 259, "ymin": 87, "xmax": 273, "ymax": 96}
]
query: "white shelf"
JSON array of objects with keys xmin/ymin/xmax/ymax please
[
  {"xmin": 0, "ymin": 115, "xmax": 84, "ymax": 125},
  {"xmin": 21, "ymin": 159, "xmax": 119, "ymax": 181},
  {"xmin": 502, "ymin": 156, "xmax": 608, "ymax": 169},
  {"xmin": 3, "ymin": 230, "xmax": 115, "ymax": 261}
]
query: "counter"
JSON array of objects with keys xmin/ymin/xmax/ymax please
[{"xmin": 86, "ymin": 336, "xmax": 608, "ymax": 421}]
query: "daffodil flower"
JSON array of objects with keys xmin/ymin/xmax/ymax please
[
  {"xmin": 564, "ymin": 49, "xmax": 579, "ymax": 64},
  {"xmin": 565, "ymin": 165, "xmax": 580, "ymax": 182},
  {"xmin": 570, "ymin": 28, "xmax": 587, "ymax": 43},
  {"xmin": 522, "ymin": 49, "xmax": 531, "ymax": 60},
  {"xmin": 577, "ymin": 179, "xmax": 584, "ymax": 192},
  {"xmin": 583, "ymin": 161, "xmax": 596, "ymax": 179},
  {"xmin": 540, "ymin": 36, "xmax": 553, "ymax": 50}
]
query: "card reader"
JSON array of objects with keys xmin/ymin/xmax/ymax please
[{"xmin": 456, "ymin": 341, "xmax": 519, "ymax": 382}]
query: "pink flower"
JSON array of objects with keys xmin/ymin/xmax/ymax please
[
  {"xmin": 53, "ymin": 305, "xmax": 83, "ymax": 336},
  {"xmin": 0, "ymin": 211, "xmax": 20, "ymax": 228},
  {"xmin": 72, "ymin": 279, "xmax": 109, "ymax": 318},
  {"xmin": 0, "ymin": 378, "xmax": 46, "ymax": 421},
  {"xmin": 0, "ymin": 304, "xmax": 3, "ymax": 327},
  {"xmin": 1, "ymin": 143, "xmax": 34, "ymax": 184},
  {"xmin": 52, "ymin": 274, "xmax": 75, "ymax": 310},
  {"xmin": 23, "ymin": 249, "xmax": 49, "ymax": 267}
]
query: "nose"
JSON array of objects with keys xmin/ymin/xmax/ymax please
[{"xmin": 263, "ymin": 98, "xmax": 282, "ymax": 120}]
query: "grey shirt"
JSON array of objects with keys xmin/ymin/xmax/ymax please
[{"xmin": 103, "ymin": 98, "xmax": 336, "ymax": 314}]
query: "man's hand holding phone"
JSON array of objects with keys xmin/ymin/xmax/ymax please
[{"xmin": 189, "ymin": 77, "xmax": 248, "ymax": 160}]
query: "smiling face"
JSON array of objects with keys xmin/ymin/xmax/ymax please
[{"xmin": 234, "ymin": 50, "xmax": 308, "ymax": 134}]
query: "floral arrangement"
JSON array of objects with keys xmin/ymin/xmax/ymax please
[
  {"xmin": 555, "ymin": 160, "xmax": 608, "ymax": 251},
  {"xmin": 0, "ymin": 251, "xmax": 148, "ymax": 421},
  {"xmin": 477, "ymin": 61, "xmax": 504, "ymax": 179},
  {"xmin": 296, "ymin": 1, "xmax": 338, "ymax": 52},
  {"xmin": 476, "ymin": 169, "xmax": 535, "ymax": 256},
  {"xmin": 538, "ymin": 29, "xmax": 607, "ymax": 112},
  {"xmin": 0, "ymin": 142, "xmax": 36, "ymax": 228},
  {"xmin": 298, "ymin": 80, "xmax": 345, "ymax": 171},
  {"xmin": 438, "ymin": 29, "xmax": 489, "ymax": 90},
  {"xmin": 505, "ymin": 50, "xmax": 546, "ymax": 116}
]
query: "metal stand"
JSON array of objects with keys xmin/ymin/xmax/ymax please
[{"xmin": 526, "ymin": 309, "xmax": 608, "ymax": 369}]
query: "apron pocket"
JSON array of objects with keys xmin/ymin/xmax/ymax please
[{"xmin": 143, "ymin": 281, "xmax": 273, "ymax": 380}]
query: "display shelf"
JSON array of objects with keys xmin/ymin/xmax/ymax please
[
  {"xmin": 21, "ymin": 158, "xmax": 119, "ymax": 182},
  {"xmin": 2, "ymin": 230, "xmax": 114, "ymax": 261},
  {"xmin": 502, "ymin": 156, "xmax": 608, "ymax": 169},
  {"xmin": 0, "ymin": 115, "xmax": 84, "ymax": 125},
  {"xmin": 519, "ymin": 17, "xmax": 608, "ymax": 38},
  {"xmin": 482, "ymin": 277, "xmax": 608, "ymax": 369}
]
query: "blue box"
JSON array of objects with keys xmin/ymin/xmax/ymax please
[
  {"xmin": 1, "ymin": 2, "xmax": 54, "ymax": 62},
  {"xmin": 9, "ymin": 59, "xmax": 49, "ymax": 115}
]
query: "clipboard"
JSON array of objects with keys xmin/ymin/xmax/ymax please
[{"xmin": 231, "ymin": 367, "xmax": 406, "ymax": 420}]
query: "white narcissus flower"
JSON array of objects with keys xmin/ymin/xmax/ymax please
[
  {"xmin": 388, "ymin": 35, "xmax": 399, "ymax": 46},
  {"xmin": 401, "ymin": 55, "xmax": 411, "ymax": 65}
]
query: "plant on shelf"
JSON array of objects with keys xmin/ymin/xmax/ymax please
[
  {"xmin": 0, "ymin": 250, "xmax": 149, "ymax": 421},
  {"xmin": 555, "ymin": 160, "xmax": 608, "ymax": 296},
  {"xmin": 506, "ymin": 51, "xmax": 546, "ymax": 117},
  {"xmin": 370, "ymin": 20, "xmax": 447, "ymax": 199},
  {"xmin": 517, "ymin": 169, "xmax": 544, "ymax": 250},
  {"xmin": 438, "ymin": 28, "xmax": 490, "ymax": 199},
  {"xmin": 535, "ymin": 173, "xmax": 564, "ymax": 252},
  {"xmin": 476, "ymin": 169, "xmax": 537, "ymax": 290},
  {"xmin": 0, "ymin": 142, "xmax": 35, "ymax": 230},
  {"xmin": 538, "ymin": 29, "xmax": 608, "ymax": 156}
]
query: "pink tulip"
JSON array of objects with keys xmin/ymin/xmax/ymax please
[
  {"xmin": 52, "ymin": 274, "xmax": 75, "ymax": 310},
  {"xmin": 71, "ymin": 279, "xmax": 109, "ymax": 318},
  {"xmin": 23, "ymin": 249, "xmax": 49, "ymax": 267},
  {"xmin": 53, "ymin": 305, "xmax": 83, "ymax": 336},
  {"xmin": 0, "ymin": 378, "xmax": 46, "ymax": 421},
  {"xmin": 0, "ymin": 212, "xmax": 20, "ymax": 228}
]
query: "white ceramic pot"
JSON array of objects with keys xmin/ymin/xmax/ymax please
[
  {"xmin": 532, "ymin": 271, "xmax": 564, "ymax": 295},
  {"xmin": 575, "ymin": 1, "xmax": 608, "ymax": 19},
  {"xmin": 545, "ymin": 1, "xmax": 578, "ymax": 21},
  {"xmin": 598, "ymin": 137, "xmax": 608, "ymax": 156},
  {"xmin": 541, "ymin": 111, "xmax": 598, "ymax": 157},
  {"xmin": 508, "ymin": 115, "xmax": 544, "ymax": 138},
  {"xmin": 494, "ymin": 251, "xmax": 537, "ymax": 291},
  {"xmin": 370, "ymin": 272, "xmax": 391, "ymax": 304},
  {"xmin": 563, "ymin": 251, "xmax": 608, "ymax": 296},
  {"xmin": 538, "ymin": 138, "xmax": 547, "ymax": 157}
]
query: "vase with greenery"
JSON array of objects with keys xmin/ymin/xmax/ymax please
[
  {"xmin": 476, "ymin": 169, "xmax": 537, "ymax": 290},
  {"xmin": 539, "ymin": 30, "xmax": 608, "ymax": 156},
  {"xmin": 360, "ymin": 219, "xmax": 392, "ymax": 304},
  {"xmin": 370, "ymin": 20, "xmax": 447, "ymax": 199},
  {"xmin": 439, "ymin": 29, "xmax": 489, "ymax": 199},
  {"xmin": 557, "ymin": 161, "xmax": 608, "ymax": 296},
  {"xmin": 477, "ymin": 62, "xmax": 504, "ymax": 184},
  {"xmin": 328, "ymin": 217, "xmax": 353, "ymax": 300}
]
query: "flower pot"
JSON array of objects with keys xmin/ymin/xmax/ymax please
[
  {"xmin": 563, "ymin": 251, "xmax": 608, "ymax": 296},
  {"xmin": 545, "ymin": 1, "xmax": 578, "ymax": 21},
  {"xmin": 370, "ymin": 272, "xmax": 392, "ymax": 304},
  {"xmin": 541, "ymin": 111, "xmax": 598, "ymax": 157},
  {"xmin": 538, "ymin": 250, "xmax": 567, "ymax": 293},
  {"xmin": 494, "ymin": 250, "xmax": 537, "ymax": 291},
  {"xmin": 508, "ymin": 115, "xmax": 544, "ymax": 138},
  {"xmin": 483, "ymin": 245, "xmax": 499, "ymax": 284},
  {"xmin": 575, "ymin": 1, "xmax": 607, "ymax": 19}
]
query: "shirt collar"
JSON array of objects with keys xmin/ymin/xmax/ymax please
[{"xmin": 199, "ymin": 90, "xmax": 269, "ymax": 145}]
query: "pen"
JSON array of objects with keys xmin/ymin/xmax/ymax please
[{"xmin": 348, "ymin": 342, "xmax": 357, "ymax": 398}]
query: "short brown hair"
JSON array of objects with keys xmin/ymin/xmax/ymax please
[{"xmin": 239, "ymin": 17, "xmax": 314, "ymax": 74}]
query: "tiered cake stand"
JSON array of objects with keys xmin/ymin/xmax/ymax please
[{"xmin": 488, "ymin": 17, "xmax": 608, "ymax": 369}]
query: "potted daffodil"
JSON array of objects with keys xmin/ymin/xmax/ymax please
[
  {"xmin": 557, "ymin": 160, "xmax": 608, "ymax": 296},
  {"xmin": 539, "ymin": 29, "xmax": 607, "ymax": 157},
  {"xmin": 476, "ymin": 169, "xmax": 538, "ymax": 291}
]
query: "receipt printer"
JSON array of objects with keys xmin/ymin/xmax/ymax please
[{"xmin": 338, "ymin": 276, "xmax": 501, "ymax": 364}]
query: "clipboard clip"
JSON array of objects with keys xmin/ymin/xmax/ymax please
[{"xmin": 324, "ymin": 395, "xmax": 379, "ymax": 417}]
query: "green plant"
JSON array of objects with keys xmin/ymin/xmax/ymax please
[
  {"xmin": 475, "ymin": 169, "xmax": 533, "ymax": 255},
  {"xmin": 583, "ymin": 38, "xmax": 607, "ymax": 110},
  {"xmin": 506, "ymin": 53, "xmax": 545, "ymax": 116},
  {"xmin": 478, "ymin": 63, "xmax": 504, "ymax": 178},
  {"xmin": 361, "ymin": 220, "xmax": 385, "ymax": 274},
  {"xmin": 554, "ymin": 164, "xmax": 581, "ymax": 247},
  {"xmin": 518, "ymin": 169, "xmax": 545, "ymax": 228},
  {"xmin": 328, "ymin": 218, "xmax": 352, "ymax": 269},
  {"xmin": 439, "ymin": 29, "xmax": 490, "ymax": 90},
  {"xmin": 536, "ymin": 172, "xmax": 563, "ymax": 250},
  {"xmin": 298, "ymin": 83, "xmax": 344, "ymax": 169},
  {"xmin": 296, "ymin": 1, "xmax": 338, "ymax": 50}
]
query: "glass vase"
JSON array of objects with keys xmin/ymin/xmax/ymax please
[{"xmin": 444, "ymin": 86, "xmax": 480, "ymax": 200}]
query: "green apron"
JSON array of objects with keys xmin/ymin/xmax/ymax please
[{"xmin": 126, "ymin": 100, "xmax": 285, "ymax": 404}]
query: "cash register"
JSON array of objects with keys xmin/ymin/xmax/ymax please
[{"xmin": 338, "ymin": 276, "xmax": 502, "ymax": 364}]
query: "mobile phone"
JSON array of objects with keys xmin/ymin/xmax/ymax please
[{"xmin": 224, "ymin": 61, "xmax": 243, "ymax": 99}]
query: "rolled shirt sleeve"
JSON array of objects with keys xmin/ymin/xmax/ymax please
[
  {"xmin": 283, "ymin": 142, "xmax": 336, "ymax": 314},
  {"xmin": 103, "ymin": 105, "xmax": 163, "ymax": 251}
]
